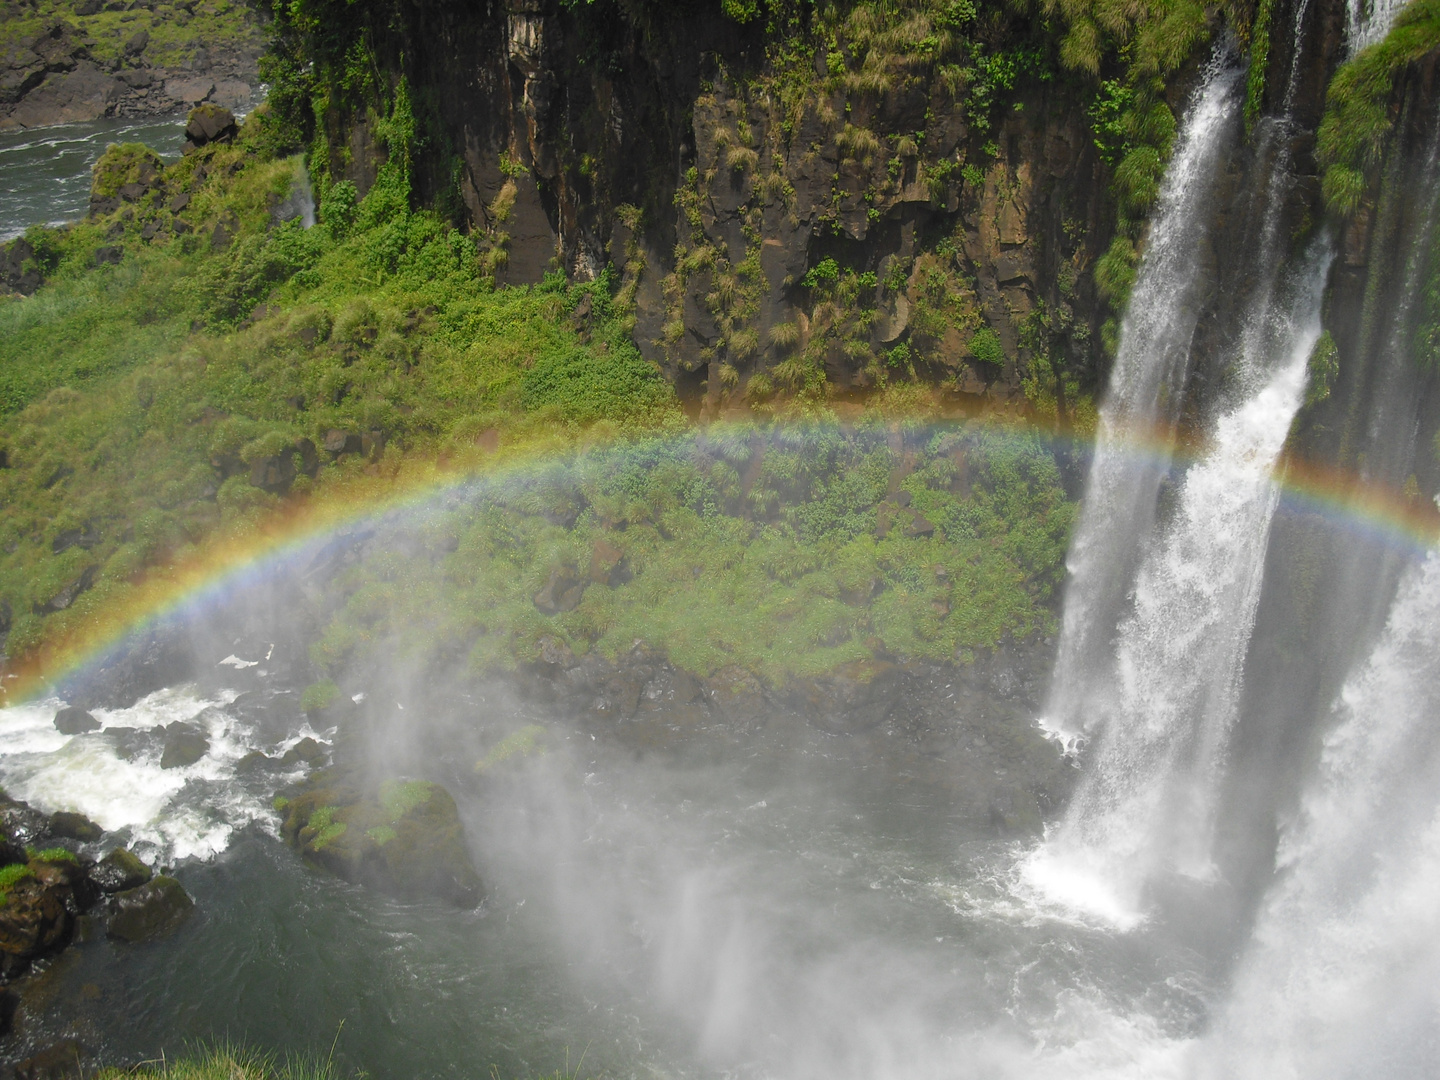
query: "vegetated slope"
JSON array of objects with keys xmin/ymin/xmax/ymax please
[{"xmin": 0, "ymin": 102, "xmax": 1074, "ymax": 691}]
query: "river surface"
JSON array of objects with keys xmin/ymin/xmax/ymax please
[
  {"xmin": 0, "ymin": 115, "xmax": 190, "ymax": 241},
  {"xmin": 0, "ymin": 665, "xmax": 1209, "ymax": 1080}
]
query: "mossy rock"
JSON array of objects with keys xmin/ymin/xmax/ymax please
[
  {"xmin": 90, "ymin": 847, "xmax": 152, "ymax": 894},
  {"xmin": 106, "ymin": 875, "xmax": 193, "ymax": 943},
  {"xmin": 88, "ymin": 143, "xmax": 165, "ymax": 216},
  {"xmin": 281, "ymin": 779, "xmax": 483, "ymax": 907}
]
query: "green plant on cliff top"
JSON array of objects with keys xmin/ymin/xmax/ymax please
[{"xmin": 1319, "ymin": 0, "xmax": 1440, "ymax": 216}]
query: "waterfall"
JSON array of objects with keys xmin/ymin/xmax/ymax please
[
  {"xmin": 1198, "ymin": 548, "xmax": 1440, "ymax": 1079},
  {"xmin": 1026, "ymin": 9, "xmax": 1336, "ymax": 926},
  {"xmin": 1348, "ymin": 0, "xmax": 1410, "ymax": 54},
  {"xmin": 1042, "ymin": 53, "xmax": 1242, "ymax": 743},
  {"xmin": 1025, "ymin": 243, "xmax": 1332, "ymax": 926}
]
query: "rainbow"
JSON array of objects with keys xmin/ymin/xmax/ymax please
[{"xmin": 7, "ymin": 416, "xmax": 1436, "ymax": 705}]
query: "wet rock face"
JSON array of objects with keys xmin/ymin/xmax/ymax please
[
  {"xmin": 47, "ymin": 811, "xmax": 101, "ymax": 843},
  {"xmin": 89, "ymin": 848, "xmax": 152, "ymax": 894},
  {"xmin": 106, "ymin": 875, "xmax": 194, "ymax": 942},
  {"xmin": 281, "ymin": 779, "xmax": 484, "ymax": 908},
  {"xmin": 786, "ymin": 659, "xmax": 901, "ymax": 735}
]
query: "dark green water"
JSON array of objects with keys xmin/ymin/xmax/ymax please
[
  {"xmin": 0, "ymin": 116, "xmax": 189, "ymax": 241},
  {"xmin": 0, "ymin": 679, "xmax": 1211, "ymax": 1079}
]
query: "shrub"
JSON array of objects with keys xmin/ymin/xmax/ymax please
[{"xmin": 969, "ymin": 326, "xmax": 1006, "ymax": 367}]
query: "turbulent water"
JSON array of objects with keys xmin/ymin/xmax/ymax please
[{"xmin": 0, "ymin": 116, "xmax": 191, "ymax": 241}]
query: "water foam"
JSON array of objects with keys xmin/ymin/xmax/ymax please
[{"xmin": 0, "ymin": 683, "xmax": 313, "ymax": 863}]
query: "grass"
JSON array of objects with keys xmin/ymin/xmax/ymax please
[
  {"xmin": 94, "ymin": 1043, "xmax": 341, "ymax": 1080},
  {"xmin": 0, "ymin": 0, "xmax": 263, "ymax": 73},
  {"xmin": 1318, "ymin": 0, "xmax": 1440, "ymax": 215}
]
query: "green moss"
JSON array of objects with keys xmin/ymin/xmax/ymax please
[
  {"xmin": 366, "ymin": 824, "xmax": 397, "ymax": 845},
  {"xmin": 33, "ymin": 847, "xmax": 77, "ymax": 864},
  {"xmin": 311, "ymin": 821, "xmax": 347, "ymax": 851},
  {"xmin": 378, "ymin": 779, "xmax": 435, "ymax": 822},
  {"xmin": 300, "ymin": 680, "xmax": 341, "ymax": 713},
  {"xmin": 1318, "ymin": 0, "xmax": 1440, "ymax": 216},
  {"xmin": 475, "ymin": 725, "xmax": 549, "ymax": 772},
  {"xmin": 1306, "ymin": 330, "xmax": 1340, "ymax": 405},
  {"xmin": 0, "ymin": 862, "xmax": 34, "ymax": 898}
]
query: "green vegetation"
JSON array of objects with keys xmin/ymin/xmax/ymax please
[
  {"xmin": 33, "ymin": 846, "xmax": 78, "ymax": 864},
  {"xmin": 309, "ymin": 418, "xmax": 1074, "ymax": 685},
  {"xmin": 94, "ymin": 1043, "xmax": 340, "ymax": 1080},
  {"xmin": 300, "ymin": 680, "xmax": 341, "ymax": 713},
  {"xmin": 0, "ymin": 0, "xmax": 263, "ymax": 72},
  {"xmin": 1306, "ymin": 330, "xmax": 1340, "ymax": 405},
  {"xmin": 1318, "ymin": 0, "xmax": 1440, "ymax": 216},
  {"xmin": 476, "ymin": 725, "xmax": 550, "ymax": 772}
]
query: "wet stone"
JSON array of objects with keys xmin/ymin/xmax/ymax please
[
  {"xmin": 106, "ymin": 875, "xmax": 193, "ymax": 942},
  {"xmin": 90, "ymin": 847, "xmax": 151, "ymax": 893},
  {"xmin": 54, "ymin": 705, "xmax": 101, "ymax": 735},
  {"xmin": 159, "ymin": 721, "xmax": 208, "ymax": 769},
  {"xmin": 47, "ymin": 811, "xmax": 101, "ymax": 842},
  {"xmin": 13, "ymin": 1040, "xmax": 88, "ymax": 1080}
]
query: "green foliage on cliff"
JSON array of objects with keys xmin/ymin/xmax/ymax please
[
  {"xmin": 1318, "ymin": 0, "xmax": 1440, "ymax": 216},
  {"xmin": 308, "ymin": 418, "xmax": 1074, "ymax": 685}
]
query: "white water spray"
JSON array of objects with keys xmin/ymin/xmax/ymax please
[
  {"xmin": 1198, "ymin": 546, "xmax": 1440, "ymax": 1079},
  {"xmin": 1043, "ymin": 54, "xmax": 1242, "ymax": 741},
  {"xmin": 1348, "ymin": 0, "xmax": 1410, "ymax": 54}
]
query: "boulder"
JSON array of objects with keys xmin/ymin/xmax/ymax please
[
  {"xmin": 533, "ymin": 566, "xmax": 586, "ymax": 614},
  {"xmin": 165, "ymin": 77, "xmax": 214, "ymax": 105},
  {"xmin": 53, "ymin": 706, "xmax": 100, "ymax": 735},
  {"xmin": 159, "ymin": 721, "xmax": 208, "ymax": 769},
  {"xmin": 786, "ymin": 659, "xmax": 901, "ymax": 734},
  {"xmin": 122, "ymin": 29, "xmax": 149, "ymax": 57},
  {"xmin": 589, "ymin": 537, "xmax": 626, "ymax": 585},
  {"xmin": 183, "ymin": 102, "xmax": 235, "ymax": 148},
  {"xmin": 0, "ymin": 875, "xmax": 70, "ymax": 962},
  {"xmin": 703, "ymin": 665, "xmax": 768, "ymax": 728},
  {"xmin": 33, "ymin": 565, "xmax": 97, "ymax": 614},
  {"xmin": 0, "ymin": 237, "xmax": 45, "ymax": 294},
  {"xmin": 89, "ymin": 847, "xmax": 151, "ymax": 893},
  {"xmin": 280, "ymin": 736, "xmax": 327, "ymax": 766},
  {"xmin": 0, "ymin": 827, "xmax": 25, "ymax": 869},
  {"xmin": 106, "ymin": 875, "xmax": 192, "ymax": 942},
  {"xmin": 47, "ymin": 811, "xmax": 101, "ymax": 842},
  {"xmin": 282, "ymin": 779, "xmax": 483, "ymax": 907},
  {"xmin": 0, "ymin": 795, "xmax": 53, "ymax": 847}
]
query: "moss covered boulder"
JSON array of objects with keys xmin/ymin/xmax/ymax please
[
  {"xmin": 281, "ymin": 779, "xmax": 482, "ymax": 908},
  {"xmin": 107, "ymin": 876, "xmax": 193, "ymax": 943},
  {"xmin": 88, "ymin": 143, "xmax": 165, "ymax": 218}
]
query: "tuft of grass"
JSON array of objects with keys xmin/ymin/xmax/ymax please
[
  {"xmin": 1318, "ymin": 0, "xmax": 1440, "ymax": 215},
  {"xmin": 93, "ymin": 1040, "xmax": 343, "ymax": 1080}
]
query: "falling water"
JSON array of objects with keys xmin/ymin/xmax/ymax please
[
  {"xmin": 1042, "ymin": 52, "xmax": 1242, "ymax": 742},
  {"xmin": 1198, "ymin": 546, "xmax": 1440, "ymax": 1079},
  {"xmin": 1025, "ymin": 243, "xmax": 1332, "ymax": 926},
  {"xmin": 1348, "ymin": 0, "xmax": 1410, "ymax": 54}
]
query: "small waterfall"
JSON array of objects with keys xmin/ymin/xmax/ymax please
[
  {"xmin": 1348, "ymin": 0, "xmax": 1410, "ymax": 54},
  {"xmin": 1043, "ymin": 53, "xmax": 1242, "ymax": 742},
  {"xmin": 1199, "ymin": 548, "xmax": 1440, "ymax": 1079}
]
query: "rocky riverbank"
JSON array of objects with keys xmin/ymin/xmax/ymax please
[{"xmin": 0, "ymin": 0, "xmax": 265, "ymax": 132}]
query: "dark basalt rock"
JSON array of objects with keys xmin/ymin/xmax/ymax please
[
  {"xmin": 282, "ymin": 779, "xmax": 484, "ymax": 908},
  {"xmin": 47, "ymin": 810, "xmax": 101, "ymax": 842},
  {"xmin": 0, "ymin": 986, "xmax": 16, "ymax": 1038},
  {"xmin": 533, "ymin": 566, "xmax": 586, "ymax": 614},
  {"xmin": 183, "ymin": 102, "xmax": 236, "ymax": 149},
  {"xmin": 159, "ymin": 722, "xmax": 209, "ymax": 769},
  {"xmin": 89, "ymin": 847, "xmax": 151, "ymax": 893},
  {"xmin": 280, "ymin": 736, "xmax": 327, "ymax": 767},
  {"xmin": 106, "ymin": 875, "xmax": 193, "ymax": 942},
  {"xmin": 52, "ymin": 706, "xmax": 100, "ymax": 735},
  {"xmin": 786, "ymin": 659, "xmax": 901, "ymax": 735}
]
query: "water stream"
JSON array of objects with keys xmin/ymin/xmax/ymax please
[{"xmin": 1042, "ymin": 51, "xmax": 1243, "ymax": 743}]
